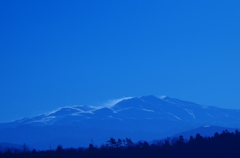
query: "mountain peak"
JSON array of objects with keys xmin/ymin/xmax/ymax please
[
  {"xmin": 140, "ymin": 95, "xmax": 159, "ymax": 100},
  {"xmin": 4, "ymin": 95, "xmax": 239, "ymax": 128},
  {"xmin": 2, "ymin": 95, "xmax": 240, "ymax": 150}
]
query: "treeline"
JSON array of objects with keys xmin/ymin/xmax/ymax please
[{"xmin": 1, "ymin": 130, "xmax": 240, "ymax": 158}]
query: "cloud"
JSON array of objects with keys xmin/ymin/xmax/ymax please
[
  {"xmin": 159, "ymin": 95, "xmax": 167, "ymax": 99},
  {"xmin": 103, "ymin": 97, "xmax": 133, "ymax": 108}
]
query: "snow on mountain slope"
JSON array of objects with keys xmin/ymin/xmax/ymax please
[
  {"xmin": 1, "ymin": 95, "xmax": 240, "ymax": 149},
  {"xmin": 3, "ymin": 95, "xmax": 240, "ymax": 127}
]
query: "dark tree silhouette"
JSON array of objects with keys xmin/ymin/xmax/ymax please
[{"xmin": 2, "ymin": 130, "xmax": 240, "ymax": 158}]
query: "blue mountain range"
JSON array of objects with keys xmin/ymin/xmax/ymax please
[{"xmin": 1, "ymin": 95, "xmax": 239, "ymax": 150}]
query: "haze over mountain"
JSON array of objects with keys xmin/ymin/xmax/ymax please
[
  {"xmin": 173, "ymin": 125, "xmax": 240, "ymax": 139},
  {"xmin": 1, "ymin": 95, "xmax": 240, "ymax": 150}
]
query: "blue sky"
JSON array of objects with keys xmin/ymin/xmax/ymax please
[{"xmin": 0, "ymin": 0, "xmax": 240, "ymax": 123}]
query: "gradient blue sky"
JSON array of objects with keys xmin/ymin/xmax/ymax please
[{"xmin": 0, "ymin": 0, "xmax": 240, "ymax": 123}]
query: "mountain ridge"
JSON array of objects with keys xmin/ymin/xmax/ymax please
[
  {"xmin": 3, "ymin": 95, "xmax": 240, "ymax": 128},
  {"xmin": 1, "ymin": 95, "xmax": 240, "ymax": 149}
]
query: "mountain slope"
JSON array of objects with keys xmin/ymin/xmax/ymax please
[
  {"xmin": 173, "ymin": 125, "xmax": 240, "ymax": 139},
  {"xmin": 1, "ymin": 95, "xmax": 240, "ymax": 149}
]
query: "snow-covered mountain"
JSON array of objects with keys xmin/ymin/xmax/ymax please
[
  {"xmin": 1, "ymin": 95, "xmax": 240, "ymax": 149},
  {"xmin": 4, "ymin": 95, "xmax": 240, "ymax": 127}
]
